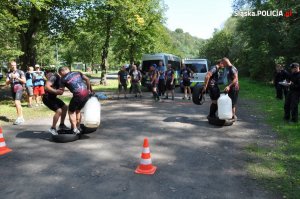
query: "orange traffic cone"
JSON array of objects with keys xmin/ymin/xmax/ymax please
[
  {"xmin": 135, "ymin": 138, "xmax": 157, "ymax": 175},
  {"xmin": 0, "ymin": 127, "xmax": 12, "ymax": 155}
]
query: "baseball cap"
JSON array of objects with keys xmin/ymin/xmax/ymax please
[{"xmin": 290, "ymin": 63, "xmax": 299, "ymax": 69}]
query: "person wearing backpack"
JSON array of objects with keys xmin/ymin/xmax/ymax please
[{"xmin": 6, "ymin": 61, "xmax": 26, "ymax": 125}]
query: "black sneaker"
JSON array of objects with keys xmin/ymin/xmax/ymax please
[
  {"xmin": 164, "ymin": 96, "xmax": 169, "ymax": 99},
  {"xmin": 59, "ymin": 124, "xmax": 70, "ymax": 131},
  {"xmin": 188, "ymin": 96, "xmax": 191, "ymax": 100}
]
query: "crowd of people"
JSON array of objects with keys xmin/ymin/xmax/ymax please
[
  {"xmin": 117, "ymin": 61, "xmax": 193, "ymax": 101},
  {"xmin": 3, "ymin": 58, "xmax": 300, "ymax": 133}
]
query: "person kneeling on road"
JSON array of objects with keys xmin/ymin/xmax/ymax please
[
  {"xmin": 202, "ymin": 59, "xmax": 225, "ymax": 118},
  {"xmin": 58, "ymin": 66, "xmax": 93, "ymax": 134},
  {"xmin": 284, "ymin": 63, "xmax": 300, "ymax": 123},
  {"xmin": 43, "ymin": 71, "xmax": 69, "ymax": 135}
]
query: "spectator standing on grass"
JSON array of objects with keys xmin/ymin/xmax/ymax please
[
  {"xmin": 222, "ymin": 57, "xmax": 239, "ymax": 120},
  {"xmin": 118, "ymin": 65, "xmax": 129, "ymax": 99},
  {"xmin": 157, "ymin": 61, "xmax": 166, "ymax": 97},
  {"xmin": 129, "ymin": 64, "xmax": 142, "ymax": 98},
  {"xmin": 5, "ymin": 61, "xmax": 26, "ymax": 125},
  {"xmin": 284, "ymin": 63, "xmax": 300, "ymax": 123},
  {"xmin": 32, "ymin": 64, "xmax": 46, "ymax": 106},
  {"xmin": 58, "ymin": 66, "xmax": 92, "ymax": 134},
  {"xmin": 274, "ymin": 64, "xmax": 289, "ymax": 100},
  {"xmin": 164, "ymin": 63, "xmax": 175, "ymax": 100},
  {"xmin": 25, "ymin": 66, "xmax": 34, "ymax": 108},
  {"xmin": 181, "ymin": 64, "xmax": 192, "ymax": 100}
]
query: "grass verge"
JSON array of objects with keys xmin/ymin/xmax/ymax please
[
  {"xmin": 239, "ymin": 78, "xmax": 300, "ymax": 199},
  {"xmin": 0, "ymin": 95, "xmax": 71, "ymax": 126}
]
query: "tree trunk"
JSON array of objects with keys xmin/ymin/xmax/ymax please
[
  {"xmin": 100, "ymin": 14, "xmax": 113, "ymax": 85},
  {"xmin": 17, "ymin": 7, "xmax": 41, "ymax": 71}
]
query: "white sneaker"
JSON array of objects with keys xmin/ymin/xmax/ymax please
[
  {"xmin": 48, "ymin": 128, "xmax": 58, "ymax": 135},
  {"xmin": 73, "ymin": 128, "xmax": 81, "ymax": 135},
  {"xmin": 14, "ymin": 117, "xmax": 24, "ymax": 125}
]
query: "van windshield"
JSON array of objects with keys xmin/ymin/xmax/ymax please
[
  {"xmin": 185, "ymin": 64, "xmax": 207, "ymax": 73},
  {"xmin": 142, "ymin": 60, "xmax": 163, "ymax": 72}
]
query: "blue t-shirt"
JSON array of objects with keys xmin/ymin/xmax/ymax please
[
  {"xmin": 25, "ymin": 72, "xmax": 33, "ymax": 87},
  {"xmin": 33, "ymin": 71, "xmax": 45, "ymax": 86},
  {"xmin": 157, "ymin": 65, "xmax": 166, "ymax": 80}
]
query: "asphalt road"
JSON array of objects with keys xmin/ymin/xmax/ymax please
[{"xmin": 0, "ymin": 94, "xmax": 279, "ymax": 199}]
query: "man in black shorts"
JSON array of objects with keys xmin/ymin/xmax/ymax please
[
  {"xmin": 43, "ymin": 71, "xmax": 69, "ymax": 135},
  {"xmin": 149, "ymin": 64, "xmax": 160, "ymax": 101},
  {"xmin": 6, "ymin": 61, "xmax": 26, "ymax": 125},
  {"xmin": 164, "ymin": 63, "xmax": 175, "ymax": 100},
  {"xmin": 223, "ymin": 57, "xmax": 239, "ymax": 120},
  {"xmin": 203, "ymin": 60, "xmax": 225, "ymax": 118},
  {"xmin": 58, "ymin": 66, "xmax": 92, "ymax": 134},
  {"xmin": 181, "ymin": 64, "xmax": 193, "ymax": 100},
  {"xmin": 118, "ymin": 66, "xmax": 129, "ymax": 99}
]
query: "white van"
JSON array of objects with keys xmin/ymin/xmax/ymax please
[
  {"xmin": 181, "ymin": 58, "xmax": 210, "ymax": 89},
  {"xmin": 141, "ymin": 53, "xmax": 181, "ymax": 88}
]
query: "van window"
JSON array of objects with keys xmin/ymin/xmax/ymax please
[
  {"xmin": 185, "ymin": 64, "xmax": 207, "ymax": 73},
  {"xmin": 142, "ymin": 60, "xmax": 162, "ymax": 72},
  {"xmin": 168, "ymin": 60, "xmax": 181, "ymax": 71}
]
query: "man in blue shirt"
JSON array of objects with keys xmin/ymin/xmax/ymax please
[
  {"xmin": 25, "ymin": 66, "xmax": 34, "ymax": 108},
  {"xmin": 32, "ymin": 64, "xmax": 46, "ymax": 106},
  {"xmin": 157, "ymin": 61, "xmax": 166, "ymax": 97}
]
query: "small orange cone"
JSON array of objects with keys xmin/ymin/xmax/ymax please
[
  {"xmin": 135, "ymin": 138, "xmax": 157, "ymax": 175},
  {"xmin": 0, "ymin": 127, "xmax": 12, "ymax": 156}
]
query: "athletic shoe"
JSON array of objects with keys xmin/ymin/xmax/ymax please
[
  {"xmin": 182, "ymin": 97, "xmax": 187, "ymax": 100},
  {"xmin": 164, "ymin": 96, "xmax": 169, "ymax": 99},
  {"xmin": 48, "ymin": 128, "xmax": 58, "ymax": 135},
  {"xmin": 58, "ymin": 124, "xmax": 70, "ymax": 131},
  {"xmin": 13, "ymin": 117, "xmax": 24, "ymax": 125},
  {"xmin": 188, "ymin": 96, "xmax": 191, "ymax": 100},
  {"xmin": 73, "ymin": 128, "xmax": 81, "ymax": 135},
  {"xmin": 28, "ymin": 104, "xmax": 33, "ymax": 108}
]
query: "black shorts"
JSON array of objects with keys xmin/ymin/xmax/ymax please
[
  {"xmin": 69, "ymin": 95, "xmax": 89, "ymax": 113},
  {"xmin": 228, "ymin": 88, "xmax": 239, "ymax": 107},
  {"xmin": 166, "ymin": 80, "xmax": 175, "ymax": 90},
  {"xmin": 118, "ymin": 83, "xmax": 127, "ymax": 92},
  {"xmin": 183, "ymin": 79, "xmax": 191, "ymax": 87},
  {"xmin": 43, "ymin": 96, "xmax": 66, "ymax": 112},
  {"xmin": 208, "ymin": 86, "xmax": 220, "ymax": 101}
]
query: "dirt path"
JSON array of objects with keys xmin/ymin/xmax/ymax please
[{"xmin": 0, "ymin": 94, "xmax": 279, "ymax": 199}]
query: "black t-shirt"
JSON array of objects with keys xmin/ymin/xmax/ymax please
[
  {"xmin": 45, "ymin": 73, "xmax": 61, "ymax": 98},
  {"xmin": 274, "ymin": 69, "xmax": 289, "ymax": 84},
  {"xmin": 181, "ymin": 68, "xmax": 191, "ymax": 80},
  {"xmin": 227, "ymin": 65, "xmax": 239, "ymax": 90},
  {"xmin": 208, "ymin": 65, "xmax": 219, "ymax": 87},
  {"xmin": 289, "ymin": 72, "xmax": 300, "ymax": 91},
  {"xmin": 60, "ymin": 72, "xmax": 89, "ymax": 98},
  {"xmin": 118, "ymin": 70, "xmax": 129, "ymax": 84},
  {"xmin": 165, "ymin": 69, "xmax": 174, "ymax": 81}
]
